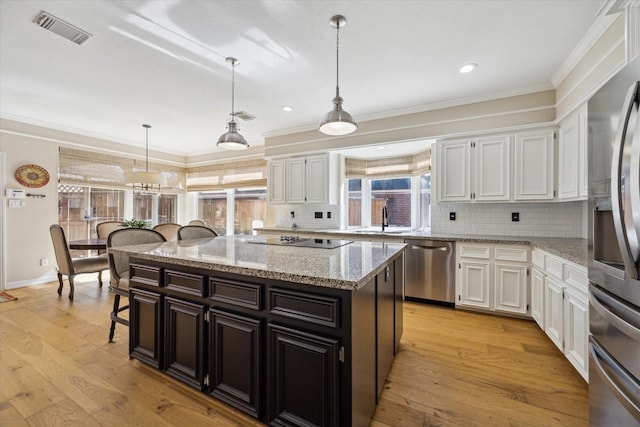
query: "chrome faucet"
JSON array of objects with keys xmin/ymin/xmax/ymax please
[{"xmin": 382, "ymin": 205, "xmax": 389, "ymax": 232}]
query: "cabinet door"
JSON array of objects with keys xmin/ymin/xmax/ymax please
[
  {"xmin": 563, "ymin": 289, "xmax": 588, "ymax": 381},
  {"xmin": 438, "ymin": 139, "xmax": 472, "ymax": 202},
  {"xmin": 514, "ymin": 130, "xmax": 555, "ymax": 200},
  {"xmin": 544, "ymin": 276, "xmax": 564, "ymax": 351},
  {"xmin": 494, "ymin": 263, "xmax": 528, "ymax": 315},
  {"xmin": 285, "ymin": 158, "xmax": 306, "ymax": 203},
  {"xmin": 305, "ymin": 154, "xmax": 329, "ymax": 204},
  {"xmin": 531, "ymin": 267, "xmax": 545, "ymax": 329},
  {"xmin": 130, "ymin": 288, "xmax": 163, "ymax": 368},
  {"xmin": 475, "ymin": 135, "xmax": 511, "ymax": 201},
  {"xmin": 209, "ymin": 309, "xmax": 262, "ymax": 418},
  {"xmin": 164, "ymin": 297, "xmax": 205, "ymax": 389},
  {"xmin": 268, "ymin": 160, "xmax": 286, "ymax": 204},
  {"xmin": 457, "ymin": 260, "xmax": 491, "ymax": 309},
  {"xmin": 268, "ymin": 324, "xmax": 339, "ymax": 427},
  {"xmin": 377, "ymin": 263, "xmax": 395, "ymax": 401},
  {"xmin": 578, "ymin": 104, "xmax": 588, "ymax": 198},
  {"xmin": 558, "ymin": 113, "xmax": 580, "ymax": 200}
]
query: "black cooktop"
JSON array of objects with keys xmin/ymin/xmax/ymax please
[{"xmin": 249, "ymin": 236, "xmax": 352, "ymax": 249}]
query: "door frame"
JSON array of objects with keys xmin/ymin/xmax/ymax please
[{"xmin": 0, "ymin": 152, "xmax": 5, "ymax": 290}]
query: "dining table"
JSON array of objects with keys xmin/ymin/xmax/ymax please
[{"xmin": 68, "ymin": 238, "xmax": 107, "ymax": 251}]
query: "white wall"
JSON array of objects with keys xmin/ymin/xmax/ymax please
[
  {"xmin": 431, "ymin": 201, "xmax": 585, "ymax": 238},
  {"xmin": 0, "ymin": 132, "xmax": 59, "ymax": 287}
]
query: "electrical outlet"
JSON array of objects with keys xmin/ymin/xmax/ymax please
[
  {"xmin": 315, "ymin": 212, "xmax": 323, "ymax": 219},
  {"xmin": 512, "ymin": 212, "xmax": 520, "ymax": 222},
  {"xmin": 449, "ymin": 212, "xmax": 456, "ymax": 221},
  {"xmin": 290, "ymin": 211, "xmax": 295, "ymax": 218},
  {"xmin": 40, "ymin": 258, "xmax": 48, "ymax": 266}
]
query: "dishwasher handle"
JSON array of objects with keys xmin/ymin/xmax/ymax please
[{"xmin": 410, "ymin": 244, "xmax": 449, "ymax": 252}]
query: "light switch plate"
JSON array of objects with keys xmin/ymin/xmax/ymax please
[{"xmin": 8, "ymin": 199, "xmax": 25, "ymax": 208}]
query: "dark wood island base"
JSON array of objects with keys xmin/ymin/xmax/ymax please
[{"xmin": 120, "ymin": 239, "xmax": 404, "ymax": 427}]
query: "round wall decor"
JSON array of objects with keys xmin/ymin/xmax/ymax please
[{"xmin": 15, "ymin": 164, "xmax": 50, "ymax": 188}]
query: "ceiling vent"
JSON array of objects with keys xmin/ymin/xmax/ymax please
[
  {"xmin": 234, "ymin": 111, "xmax": 256, "ymax": 121},
  {"xmin": 33, "ymin": 11, "xmax": 92, "ymax": 45}
]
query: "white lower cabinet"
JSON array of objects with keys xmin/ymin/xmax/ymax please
[
  {"xmin": 456, "ymin": 243, "xmax": 530, "ymax": 316},
  {"xmin": 532, "ymin": 248, "xmax": 588, "ymax": 382}
]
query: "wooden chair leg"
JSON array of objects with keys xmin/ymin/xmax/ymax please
[
  {"xmin": 68, "ymin": 276, "xmax": 75, "ymax": 301},
  {"xmin": 109, "ymin": 294, "xmax": 120, "ymax": 342},
  {"xmin": 57, "ymin": 273, "xmax": 64, "ymax": 296},
  {"xmin": 98, "ymin": 270, "xmax": 103, "ymax": 287}
]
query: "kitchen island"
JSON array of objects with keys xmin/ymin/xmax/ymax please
[{"xmin": 110, "ymin": 235, "xmax": 405, "ymax": 427}]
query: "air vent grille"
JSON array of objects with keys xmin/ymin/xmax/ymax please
[
  {"xmin": 234, "ymin": 111, "xmax": 256, "ymax": 121},
  {"xmin": 33, "ymin": 11, "xmax": 92, "ymax": 45}
]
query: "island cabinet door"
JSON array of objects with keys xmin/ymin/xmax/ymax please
[
  {"xmin": 208, "ymin": 308, "xmax": 262, "ymax": 419},
  {"xmin": 164, "ymin": 297, "xmax": 206, "ymax": 390},
  {"xmin": 130, "ymin": 288, "xmax": 163, "ymax": 369},
  {"xmin": 268, "ymin": 323, "xmax": 340, "ymax": 427},
  {"xmin": 377, "ymin": 263, "xmax": 395, "ymax": 401}
]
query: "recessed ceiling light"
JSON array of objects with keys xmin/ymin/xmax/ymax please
[
  {"xmin": 282, "ymin": 106, "xmax": 293, "ymax": 112},
  {"xmin": 459, "ymin": 63, "xmax": 477, "ymax": 74},
  {"xmin": 377, "ymin": 146, "xmax": 385, "ymax": 150}
]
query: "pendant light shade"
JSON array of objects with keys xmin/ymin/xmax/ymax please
[
  {"xmin": 126, "ymin": 124, "xmax": 166, "ymax": 191},
  {"xmin": 217, "ymin": 57, "xmax": 249, "ymax": 150},
  {"xmin": 319, "ymin": 15, "xmax": 357, "ymax": 136}
]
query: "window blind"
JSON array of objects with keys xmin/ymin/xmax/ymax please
[
  {"xmin": 345, "ymin": 149, "xmax": 431, "ymax": 178},
  {"xmin": 58, "ymin": 147, "xmax": 186, "ymax": 193},
  {"xmin": 186, "ymin": 158, "xmax": 267, "ymax": 191}
]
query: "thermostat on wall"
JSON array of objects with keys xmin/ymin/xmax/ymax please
[{"xmin": 5, "ymin": 189, "xmax": 26, "ymax": 198}]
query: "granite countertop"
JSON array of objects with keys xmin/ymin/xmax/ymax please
[
  {"xmin": 109, "ymin": 235, "xmax": 405, "ymax": 291},
  {"xmin": 257, "ymin": 227, "xmax": 588, "ymax": 267}
]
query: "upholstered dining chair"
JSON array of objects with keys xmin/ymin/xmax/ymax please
[
  {"xmin": 188, "ymin": 219, "xmax": 206, "ymax": 226},
  {"xmin": 177, "ymin": 225, "xmax": 218, "ymax": 240},
  {"xmin": 96, "ymin": 221, "xmax": 125, "ymax": 254},
  {"xmin": 152, "ymin": 222, "xmax": 181, "ymax": 241},
  {"xmin": 49, "ymin": 224, "xmax": 110, "ymax": 301},
  {"xmin": 106, "ymin": 228, "xmax": 166, "ymax": 342}
]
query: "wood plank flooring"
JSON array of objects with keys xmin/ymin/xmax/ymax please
[{"xmin": 0, "ymin": 280, "xmax": 588, "ymax": 426}]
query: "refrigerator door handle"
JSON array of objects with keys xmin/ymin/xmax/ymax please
[
  {"xmin": 590, "ymin": 286, "xmax": 640, "ymax": 342},
  {"xmin": 631, "ymin": 103, "xmax": 640, "ymax": 248},
  {"xmin": 611, "ymin": 81, "xmax": 640, "ymax": 280},
  {"xmin": 589, "ymin": 338, "xmax": 640, "ymax": 422}
]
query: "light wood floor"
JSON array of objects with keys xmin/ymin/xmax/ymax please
[{"xmin": 0, "ymin": 280, "xmax": 588, "ymax": 426}]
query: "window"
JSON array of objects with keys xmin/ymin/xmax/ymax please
[
  {"xmin": 347, "ymin": 179, "xmax": 362, "ymax": 227},
  {"xmin": 132, "ymin": 192, "xmax": 153, "ymax": 225},
  {"xmin": 58, "ymin": 185, "xmax": 125, "ymax": 252},
  {"xmin": 234, "ymin": 189, "xmax": 267, "ymax": 235},
  {"xmin": 158, "ymin": 194, "xmax": 177, "ymax": 224},
  {"xmin": 198, "ymin": 192, "xmax": 227, "ymax": 235},
  {"xmin": 419, "ymin": 174, "xmax": 431, "ymax": 229},
  {"xmin": 371, "ymin": 178, "xmax": 411, "ymax": 228}
]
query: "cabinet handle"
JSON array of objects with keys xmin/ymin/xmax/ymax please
[{"xmin": 338, "ymin": 346, "xmax": 345, "ymax": 363}]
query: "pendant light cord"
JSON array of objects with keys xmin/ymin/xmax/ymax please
[
  {"xmin": 335, "ymin": 20, "xmax": 340, "ymax": 98},
  {"xmin": 231, "ymin": 60, "xmax": 236, "ymax": 123},
  {"xmin": 143, "ymin": 124, "xmax": 151, "ymax": 172}
]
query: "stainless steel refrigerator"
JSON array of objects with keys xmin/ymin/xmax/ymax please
[{"xmin": 588, "ymin": 56, "xmax": 640, "ymax": 426}]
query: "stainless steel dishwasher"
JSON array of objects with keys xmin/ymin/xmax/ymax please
[{"xmin": 404, "ymin": 239, "xmax": 455, "ymax": 305}]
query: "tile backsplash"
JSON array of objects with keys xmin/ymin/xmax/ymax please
[
  {"xmin": 267, "ymin": 204, "xmax": 341, "ymax": 230},
  {"xmin": 431, "ymin": 201, "xmax": 586, "ymax": 238}
]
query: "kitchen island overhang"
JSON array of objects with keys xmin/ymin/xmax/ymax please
[{"xmin": 110, "ymin": 236, "xmax": 405, "ymax": 426}]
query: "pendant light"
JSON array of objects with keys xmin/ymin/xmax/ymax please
[
  {"xmin": 126, "ymin": 124, "xmax": 166, "ymax": 191},
  {"xmin": 319, "ymin": 15, "xmax": 357, "ymax": 136},
  {"xmin": 217, "ymin": 57, "xmax": 249, "ymax": 150}
]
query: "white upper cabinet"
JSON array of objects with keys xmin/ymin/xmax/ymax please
[
  {"xmin": 558, "ymin": 103, "xmax": 588, "ymax": 201},
  {"xmin": 305, "ymin": 154, "xmax": 330, "ymax": 204},
  {"xmin": 474, "ymin": 135, "xmax": 511, "ymax": 201},
  {"xmin": 437, "ymin": 139, "xmax": 472, "ymax": 202},
  {"xmin": 437, "ymin": 135, "xmax": 510, "ymax": 202},
  {"xmin": 268, "ymin": 159, "xmax": 286, "ymax": 204},
  {"xmin": 268, "ymin": 153, "xmax": 336, "ymax": 204},
  {"xmin": 285, "ymin": 157, "xmax": 306, "ymax": 203},
  {"xmin": 514, "ymin": 129, "xmax": 556, "ymax": 200}
]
